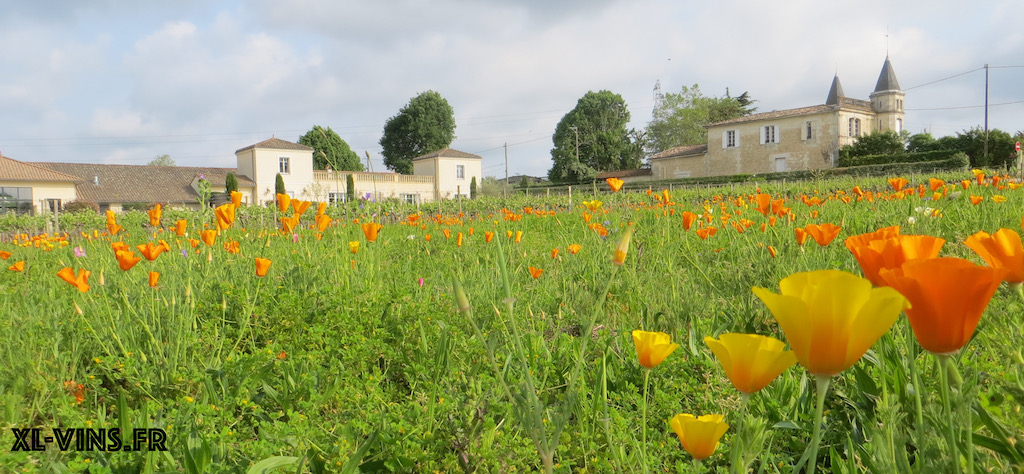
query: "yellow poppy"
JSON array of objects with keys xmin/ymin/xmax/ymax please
[
  {"xmin": 669, "ymin": 414, "xmax": 729, "ymax": 461},
  {"xmin": 632, "ymin": 330, "xmax": 679, "ymax": 369},
  {"xmin": 612, "ymin": 224, "xmax": 635, "ymax": 266},
  {"xmin": 752, "ymin": 270, "xmax": 908, "ymax": 376},
  {"xmin": 349, "ymin": 241, "xmax": 360, "ymax": 254},
  {"xmin": 704, "ymin": 333, "xmax": 796, "ymax": 395}
]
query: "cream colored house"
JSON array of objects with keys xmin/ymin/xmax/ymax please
[
  {"xmin": 0, "ymin": 155, "xmax": 80, "ymax": 214},
  {"xmin": 3, "ymin": 137, "xmax": 483, "ymax": 214},
  {"xmin": 412, "ymin": 148, "xmax": 482, "ymax": 199},
  {"xmin": 235, "ymin": 137, "xmax": 316, "ymax": 205},
  {"xmin": 651, "ymin": 56, "xmax": 905, "ymax": 178}
]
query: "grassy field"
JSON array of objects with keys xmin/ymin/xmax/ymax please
[{"xmin": 1, "ymin": 170, "xmax": 1023, "ymax": 473}]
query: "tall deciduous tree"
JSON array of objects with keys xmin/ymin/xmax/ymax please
[
  {"xmin": 147, "ymin": 154, "xmax": 176, "ymax": 166},
  {"xmin": 548, "ymin": 90, "xmax": 641, "ymax": 183},
  {"xmin": 380, "ymin": 91, "xmax": 456, "ymax": 174},
  {"xmin": 646, "ymin": 85, "xmax": 755, "ymax": 154},
  {"xmin": 839, "ymin": 129, "xmax": 908, "ymax": 161},
  {"xmin": 298, "ymin": 125, "xmax": 364, "ymax": 171}
]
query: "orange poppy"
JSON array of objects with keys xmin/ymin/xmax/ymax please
[
  {"xmin": 696, "ymin": 227, "xmax": 717, "ymax": 240},
  {"xmin": 568, "ymin": 243, "xmax": 582, "ymax": 254},
  {"xmin": 880, "ymin": 258, "xmax": 1004, "ymax": 354},
  {"xmin": 361, "ymin": 222, "xmax": 383, "ymax": 242},
  {"xmin": 115, "ymin": 250, "xmax": 142, "ymax": 271},
  {"xmin": 255, "ymin": 257, "xmax": 272, "ymax": 277},
  {"xmin": 136, "ymin": 242, "xmax": 165, "ymax": 261},
  {"xmin": 846, "ymin": 233, "xmax": 945, "ymax": 287},
  {"xmin": 484, "ymin": 231, "xmax": 494, "ymax": 243},
  {"xmin": 148, "ymin": 271, "xmax": 160, "ymax": 288},
  {"xmin": 754, "ymin": 193, "xmax": 772, "ymax": 216},
  {"xmin": 280, "ymin": 215, "xmax": 300, "ymax": 233},
  {"xmin": 681, "ymin": 211, "xmax": 698, "ymax": 231},
  {"xmin": 606, "ymin": 177, "xmax": 624, "ymax": 192},
  {"xmin": 276, "ymin": 193, "xmax": 291, "ymax": 213},
  {"xmin": 456, "ymin": 232, "xmax": 464, "ymax": 247},
  {"xmin": 147, "ymin": 204, "xmax": 162, "ymax": 227},
  {"xmin": 8, "ymin": 261, "xmax": 25, "ymax": 272},
  {"xmin": 528, "ymin": 266, "xmax": 543, "ymax": 279},
  {"xmin": 0, "ymin": 250, "xmax": 11, "ymax": 260},
  {"xmin": 442, "ymin": 229, "xmax": 451, "ymax": 239},
  {"xmin": 292, "ymin": 199, "xmax": 311, "ymax": 216},
  {"xmin": 315, "ymin": 214, "xmax": 332, "ymax": 232},
  {"xmin": 794, "ymin": 227, "xmax": 808, "ymax": 246},
  {"xmin": 201, "ymin": 229, "xmax": 217, "ymax": 246},
  {"xmin": 888, "ymin": 177, "xmax": 909, "ymax": 192},
  {"xmin": 969, "ymin": 195, "xmax": 984, "ymax": 205},
  {"xmin": 231, "ymin": 190, "xmax": 243, "ymax": 208},
  {"xmin": 768, "ymin": 245, "xmax": 777, "ymax": 258},
  {"xmin": 57, "ymin": 267, "xmax": 90, "ymax": 292},
  {"xmin": 174, "ymin": 219, "xmax": 188, "ymax": 236},
  {"xmin": 215, "ymin": 203, "xmax": 235, "ymax": 230},
  {"xmin": 316, "ymin": 201, "xmax": 327, "ymax": 216},
  {"xmin": 551, "ymin": 248, "xmax": 559, "ymax": 259},
  {"xmin": 964, "ymin": 228, "xmax": 1024, "ymax": 283},
  {"xmin": 928, "ymin": 178, "xmax": 945, "ymax": 192},
  {"xmin": 514, "ymin": 230, "xmax": 523, "ymax": 243},
  {"xmin": 804, "ymin": 223, "xmax": 842, "ymax": 247}
]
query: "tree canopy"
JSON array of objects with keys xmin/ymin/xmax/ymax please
[
  {"xmin": 548, "ymin": 90, "xmax": 643, "ymax": 183},
  {"xmin": 298, "ymin": 125, "xmax": 364, "ymax": 171},
  {"xmin": 147, "ymin": 154, "xmax": 175, "ymax": 166},
  {"xmin": 646, "ymin": 85, "xmax": 755, "ymax": 154},
  {"xmin": 839, "ymin": 129, "xmax": 908, "ymax": 161},
  {"xmin": 907, "ymin": 128, "xmax": 1021, "ymax": 168},
  {"xmin": 380, "ymin": 91, "xmax": 456, "ymax": 174}
]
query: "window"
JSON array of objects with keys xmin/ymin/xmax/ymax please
[
  {"xmin": 279, "ymin": 157, "xmax": 290, "ymax": 174},
  {"xmin": 456, "ymin": 164, "xmax": 465, "ymax": 180},
  {"xmin": 848, "ymin": 118, "xmax": 861, "ymax": 137},
  {"xmin": 400, "ymin": 193, "xmax": 418, "ymax": 204},
  {"xmin": 328, "ymin": 192, "xmax": 346, "ymax": 204},
  {"xmin": 896, "ymin": 118, "xmax": 903, "ymax": 133},
  {"xmin": 805, "ymin": 122, "xmax": 813, "ymax": 140},
  {"xmin": 0, "ymin": 186, "xmax": 33, "ymax": 214},
  {"xmin": 724, "ymin": 130, "xmax": 737, "ymax": 148},
  {"xmin": 761, "ymin": 125, "xmax": 778, "ymax": 144}
]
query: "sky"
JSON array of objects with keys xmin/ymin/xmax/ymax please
[{"xmin": 1, "ymin": 0, "xmax": 1022, "ymax": 180}]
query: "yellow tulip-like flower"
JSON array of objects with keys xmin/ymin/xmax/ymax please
[
  {"xmin": 704, "ymin": 333, "xmax": 797, "ymax": 395},
  {"xmin": 582, "ymin": 200, "xmax": 602, "ymax": 211},
  {"xmin": 752, "ymin": 270, "xmax": 908, "ymax": 377},
  {"xmin": 632, "ymin": 330, "xmax": 679, "ymax": 369},
  {"xmin": 348, "ymin": 241, "xmax": 360, "ymax": 254},
  {"xmin": 669, "ymin": 414, "xmax": 729, "ymax": 460},
  {"xmin": 612, "ymin": 224, "xmax": 635, "ymax": 266}
]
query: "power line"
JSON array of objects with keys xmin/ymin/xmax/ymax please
[
  {"xmin": 903, "ymin": 67, "xmax": 984, "ymax": 91},
  {"xmin": 907, "ymin": 100, "xmax": 1024, "ymax": 111}
]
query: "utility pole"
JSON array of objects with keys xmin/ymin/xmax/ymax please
[{"xmin": 984, "ymin": 64, "xmax": 990, "ymax": 160}]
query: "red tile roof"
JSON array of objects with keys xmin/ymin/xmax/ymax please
[
  {"xmin": 650, "ymin": 144, "xmax": 708, "ymax": 160},
  {"xmin": 235, "ymin": 137, "xmax": 313, "ymax": 154},
  {"xmin": 412, "ymin": 148, "xmax": 481, "ymax": 161},
  {"xmin": 33, "ymin": 162, "xmax": 254, "ymax": 205},
  {"xmin": 0, "ymin": 155, "xmax": 82, "ymax": 183}
]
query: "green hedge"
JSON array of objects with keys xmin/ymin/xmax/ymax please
[{"xmin": 837, "ymin": 149, "xmax": 957, "ymax": 167}]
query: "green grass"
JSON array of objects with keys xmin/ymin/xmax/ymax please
[{"xmin": 1, "ymin": 169, "xmax": 1023, "ymax": 472}]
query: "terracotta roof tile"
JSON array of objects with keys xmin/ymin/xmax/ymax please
[
  {"xmin": 235, "ymin": 137, "xmax": 313, "ymax": 154},
  {"xmin": 0, "ymin": 155, "xmax": 82, "ymax": 183},
  {"xmin": 708, "ymin": 105, "xmax": 838, "ymax": 127},
  {"xmin": 412, "ymin": 147, "xmax": 481, "ymax": 161},
  {"xmin": 650, "ymin": 144, "xmax": 708, "ymax": 160},
  {"xmin": 33, "ymin": 162, "xmax": 254, "ymax": 204}
]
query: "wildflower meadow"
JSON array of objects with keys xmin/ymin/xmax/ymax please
[{"xmin": 2, "ymin": 169, "xmax": 1024, "ymax": 473}]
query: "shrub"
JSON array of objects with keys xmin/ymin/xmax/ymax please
[{"xmin": 63, "ymin": 201, "xmax": 100, "ymax": 214}]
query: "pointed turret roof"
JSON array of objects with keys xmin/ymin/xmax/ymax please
[
  {"xmin": 825, "ymin": 75, "xmax": 845, "ymax": 105},
  {"xmin": 873, "ymin": 56, "xmax": 901, "ymax": 92}
]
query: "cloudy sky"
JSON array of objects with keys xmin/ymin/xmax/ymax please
[{"xmin": 2, "ymin": 0, "xmax": 1022, "ymax": 179}]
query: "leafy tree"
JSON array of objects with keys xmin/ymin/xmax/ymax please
[
  {"xmin": 646, "ymin": 85, "xmax": 755, "ymax": 154},
  {"xmin": 225, "ymin": 172, "xmax": 238, "ymax": 193},
  {"xmin": 147, "ymin": 154, "xmax": 175, "ymax": 166},
  {"xmin": 839, "ymin": 130, "xmax": 907, "ymax": 161},
  {"xmin": 469, "ymin": 176, "xmax": 477, "ymax": 199},
  {"xmin": 380, "ymin": 91, "xmax": 456, "ymax": 174},
  {"xmin": 548, "ymin": 90, "xmax": 641, "ymax": 183},
  {"xmin": 906, "ymin": 132, "xmax": 938, "ymax": 153},
  {"xmin": 275, "ymin": 173, "xmax": 286, "ymax": 196},
  {"xmin": 950, "ymin": 127, "xmax": 1017, "ymax": 168},
  {"xmin": 298, "ymin": 125, "xmax": 364, "ymax": 171}
]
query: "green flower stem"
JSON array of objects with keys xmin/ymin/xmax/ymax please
[
  {"xmin": 641, "ymin": 368, "xmax": 651, "ymax": 473},
  {"xmin": 730, "ymin": 395, "xmax": 750, "ymax": 474},
  {"xmin": 807, "ymin": 375, "xmax": 831, "ymax": 474},
  {"xmin": 905, "ymin": 319, "xmax": 925, "ymax": 448},
  {"xmin": 936, "ymin": 354, "xmax": 961, "ymax": 474}
]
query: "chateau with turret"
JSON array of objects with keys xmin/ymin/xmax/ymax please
[{"xmin": 649, "ymin": 56, "xmax": 906, "ymax": 179}]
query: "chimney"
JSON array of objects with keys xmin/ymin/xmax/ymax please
[{"xmin": 93, "ymin": 175, "xmax": 100, "ymax": 185}]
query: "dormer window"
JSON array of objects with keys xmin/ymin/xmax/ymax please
[{"xmin": 279, "ymin": 157, "xmax": 291, "ymax": 174}]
